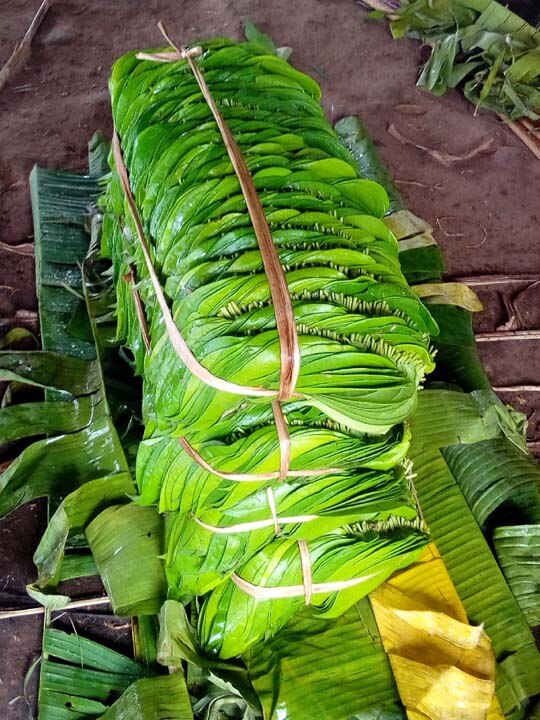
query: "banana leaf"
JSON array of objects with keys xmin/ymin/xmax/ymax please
[
  {"xmin": 86, "ymin": 504, "xmax": 167, "ymax": 616},
  {"xmin": 369, "ymin": 545, "xmax": 503, "ymax": 720},
  {"xmin": 31, "ymin": 165, "xmax": 101, "ymax": 359},
  {"xmin": 493, "ymin": 525, "xmax": 540, "ymax": 628},
  {"xmin": 407, "ymin": 390, "xmax": 540, "ymax": 716},
  {"xmin": 99, "ymin": 674, "xmax": 194, "ymax": 719},
  {"xmin": 38, "ymin": 627, "xmax": 154, "ymax": 720},
  {"xmin": 245, "ymin": 599, "xmax": 405, "ymax": 720},
  {"xmin": 32, "ymin": 472, "xmax": 133, "ymax": 591},
  {"xmin": 334, "ymin": 116, "xmax": 404, "ymax": 213},
  {"xmin": 0, "ymin": 162, "xmax": 135, "ymax": 524},
  {"xmin": 443, "ymin": 438, "xmax": 540, "ymax": 530},
  {"xmin": 339, "ymin": 112, "xmax": 540, "ymax": 717}
]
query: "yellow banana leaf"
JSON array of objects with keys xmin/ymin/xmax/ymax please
[
  {"xmin": 413, "ymin": 282, "xmax": 483, "ymax": 312},
  {"xmin": 384, "ymin": 209, "xmax": 438, "ymax": 250},
  {"xmin": 370, "ymin": 544, "xmax": 504, "ymax": 720}
]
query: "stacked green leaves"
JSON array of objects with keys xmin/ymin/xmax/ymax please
[{"xmin": 101, "ymin": 37, "xmax": 434, "ymax": 658}]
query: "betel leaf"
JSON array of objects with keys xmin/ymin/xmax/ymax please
[
  {"xmin": 244, "ymin": 20, "xmax": 277, "ymax": 55},
  {"xmin": 103, "ymin": 36, "xmax": 434, "ymax": 659}
]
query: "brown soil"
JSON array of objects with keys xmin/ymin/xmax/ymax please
[{"xmin": 0, "ymin": 0, "xmax": 539, "ymax": 716}]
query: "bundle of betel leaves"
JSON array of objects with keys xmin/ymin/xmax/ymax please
[{"xmin": 100, "ymin": 34, "xmax": 436, "ymax": 659}]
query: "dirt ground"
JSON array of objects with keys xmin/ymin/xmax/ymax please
[{"xmin": 1, "ymin": 0, "xmax": 540, "ymax": 716}]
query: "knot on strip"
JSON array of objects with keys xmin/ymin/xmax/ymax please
[{"xmin": 136, "ymin": 45, "xmax": 203, "ymax": 63}]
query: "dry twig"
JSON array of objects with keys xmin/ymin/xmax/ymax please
[
  {"xmin": 0, "ymin": 596, "xmax": 110, "ymax": 620},
  {"xmin": 0, "ymin": 0, "xmax": 51, "ymax": 93},
  {"xmin": 388, "ymin": 124, "xmax": 495, "ymax": 166}
]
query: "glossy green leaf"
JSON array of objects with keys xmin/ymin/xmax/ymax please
[
  {"xmin": 494, "ymin": 525, "xmax": 540, "ymax": 628},
  {"xmin": 33, "ymin": 472, "xmax": 133, "ymax": 589},
  {"xmin": 86, "ymin": 504, "xmax": 167, "ymax": 616},
  {"xmin": 102, "ymin": 37, "xmax": 435, "ymax": 659},
  {"xmin": 99, "ymin": 673, "xmax": 193, "ymax": 720},
  {"xmin": 245, "ymin": 600, "xmax": 404, "ymax": 720}
]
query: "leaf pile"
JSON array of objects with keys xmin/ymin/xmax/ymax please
[
  {"xmin": 385, "ymin": 0, "xmax": 540, "ymax": 120},
  {"xmin": 101, "ymin": 37, "xmax": 434, "ymax": 658}
]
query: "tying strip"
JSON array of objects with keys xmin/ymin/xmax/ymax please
[
  {"xmin": 298, "ymin": 540, "xmax": 313, "ymax": 605},
  {"xmin": 193, "ymin": 513, "xmax": 317, "ymax": 535},
  {"xmin": 113, "ymin": 132, "xmax": 277, "ymax": 398},
  {"xmin": 123, "ymin": 267, "xmax": 151, "ymax": 351},
  {"xmin": 272, "ymin": 400, "xmax": 290, "ymax": 481},
  {"xmin": 136, "ymin": 21, "xmax": 301, "ymax": 402},
  {"xmin": 231, "ymin": 565, "xmax": 380, "ymax": 601},
  {"xmin": 266, "ymin": 487, "xmax": 281, "ymax": 535},
  {"xmin": 177, "ymin": 436, "xmax": 343, "ymax": 482}
]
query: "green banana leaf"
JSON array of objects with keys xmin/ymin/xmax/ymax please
[
  {"xmin": 334, "ymin": 116, "xmax": 404, "ymax": 213},
  {"xmin": 99, "ymin": 674, "xmax": 193, "ymax": 720},
  {"xmin": 245, "ymin": 600, "xmax": 405, "ymax": 720},
  {"xmin": 443, "ymin": 438, "xmax": 540, "ymax": 529},
  {"xmin": 339, "ymin": 112, "xmax": 540, "ymax": 716},
  {"xmin": 32, "ymin": 472, "xmax": 133, "ymax": 591},
  {"xmin": 86, "ymin": 504, "xmax": 167, "ymax": 616},
  {"xmin": 38, "ymin": 628, "xmax": 154, "ymax": 720},
  {"xmin": 494, "ymin": 525, "xmax": 540, "ymax": 628}
]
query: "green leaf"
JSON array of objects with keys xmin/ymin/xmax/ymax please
[
  {"xmin": 44, "ymin": 628, "xmax": 149, "ymax": 676},
  {"xmin": 493, "ymin": 525, "xmax": 540, "ymax": 628},
  {"xmin": 385, "ymin": 0, "xmax": 540, "ymax": 119},
  {"xmin": 443, "ymin": 438, "xmax": 540, "ymax": 529},
  {"xmin": 99, "ymin": 673, "xmax": 194, "ymax": 720},
  {"xmin": 0, "ymin": 351, "xmax": 100, "ymax": 395},
  {"xmin": 427, "ymin": 304, "xmax": 491, "ymax": 391},
  {"xmin": 244, "ymin": 21, "xmax": 277, "ymax": 55},
  {"xmin": 0, "ymin": 396, "xmax": 98, "ymax": 444},
  {"xmin": 245, "ymin": 600, "xmax": 404, "ymax": 720},
  {"xmin": 158, "ymin": 600, "xmax": 260, "ymax": 709},
  {"xmin": 0, "ymin": 417, "xmax": 128, "ymax": 518},
  {"xmin": 33, "ymin": 472, "xmax": 134, "ymax": 589},
  {"xmin": 86, "ymin": 504, "xmax": 167, "ymax": 616},
  {"xmin": 38, "ymin": 628, "xmax": 151, "ymax": 720},
  {"xmin": 335, "ymin": 116, "xmax": 404, "ymax": 212}
]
